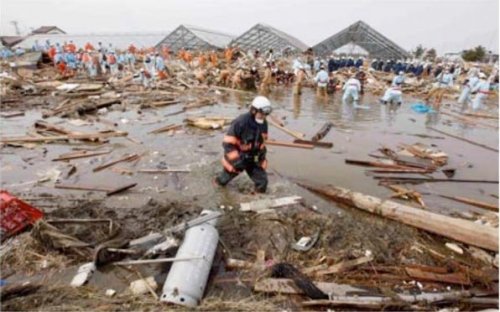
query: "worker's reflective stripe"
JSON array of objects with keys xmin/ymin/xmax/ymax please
[
  {"xmin": 226, "ymin": 150, "xmax": 240, "ymax": 161},
  {"xmin": 260, "ymin": 159, "xmax": 268, "ymax": 170},
  {"xmin": 223, "ymin": 135, "xmax": 240, "ymax": 145},
  {"xmin": 221, "ymin": 157, "xmax": 237, "ymax": 173},
  {"xmin": 240, "ymin": 143, "xmax": 252, "ymax": 151}
]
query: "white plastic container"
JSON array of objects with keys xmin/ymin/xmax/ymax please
[{"xmin": 160, "ymin": 210, "xmax": 219, "ymax": 307}]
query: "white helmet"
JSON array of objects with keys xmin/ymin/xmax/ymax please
[{"xmin": 251, "ymin": 96, "xmax": 272, "ymax": 115}]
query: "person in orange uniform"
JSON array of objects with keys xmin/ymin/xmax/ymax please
[{"xmin": 209, "ymin": 50, "xmax": 218, "ymax": 67}]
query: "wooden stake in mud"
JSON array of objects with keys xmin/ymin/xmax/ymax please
[{"xmin": 93, "ymin": 154, "xmax": 140, "ymax": 172}]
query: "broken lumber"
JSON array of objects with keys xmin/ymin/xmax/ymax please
[
  {"xmin": 374, "ymin": 176, "xmax": 499, "ymax": 184},
  {"xmin": 369, "ymin": 168, "xmax": 432, "ymax": 174},
  {"xmin": 240, "ymin": 196, "xmax": 302, "ymax": 212},
  {"xmin": 298, "ymin": 182, "xmax": 498, "ymax": 251},
  {"xmin": 52, "ymin": 150, "xmax": 111, "ymax": 161},
  {"xmin": 138, "ymin": 169, "xmax": 190, "ymax": 173},
  {"xmin": 311, "ymin": 122, "xmax": 333, "ymax": 142},
  {"xmin": 265, "ymin": 140, "xmax": 313, "ymax": 149},
  {"xmin": 93, "ymin": 154, "xmax": 140, "ymax": 172},
  {"xmin": 0, "ymin": 131, "xmax": 128, "ymax": 143},
  {"xmin": 345, "ymin": 159, "xmax": 415, "ymax": 170},
  {"xmin": 428, "ymin": 127, "xmax": 498, "ymax": 152},
  {"xmin": 461, "ymin": 111, "xmax": 499, "ymax": 119},
  {"xmin": 55, "ymin": 182, "xmax": 137, "ymax": 196},
  {"xmin": 268, "ymin": 119, "xmax": 305, "ymax": 139},
  {"xmin": 0, "ymin": 111, "xmax": 25, "ymax": 118},
  {"xmin": 148, "ymin": 124, "xmax": 182, "ymax": 134},
  {"xmin": 254, "ymin": 278, "xmax": 366, "ymax": 297},
  {"xmin": 302, "ymin": 291, "xmax": 473, "ymax": 308},
  {"xmin": 293, "ymin": 139, "xmax": 333, "ymax": 148},
  {"xmin": 315, "ymin": 255, "xmax": 374, "ymax": 276},
  {"xmin": 405, "ymin": 267, "xmax": 470, "ymax": 285},
  {"xmin": 438, "ymin": 194, "xmax": 498, "ymax": 212}
]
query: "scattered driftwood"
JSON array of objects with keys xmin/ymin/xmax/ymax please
[
  {"xmin": 0, "ymin": 131, "xmax": 128, "ymax": 144},
  {"xmin": 93, "ymin": 154, "xmax": 140, "ymax": 172},
  {"xmin": 311, "ymin": 122, "xmax": 333, "ymax": 142},
  {"xmin": 405, "ymin": 267, "xmax": 470, "ymax": 285},
  {"xmin": 428, "ymin": 127, "xmax": 498, "ymax": 152},
  {"xmin": 0, "ymin": 111, "xmax": 25, "ymax": 118},
  {"xmin": 185, "ymin": 117, "xmax": 229, "ymax": 130},
  {"xmin": 461, "ymin": 111, "xmax": 499, "ymax": 119},
  {"xmin": 374, "ymin": 176, "xmax": 499, "ymax": 184},
  {"xmin": 293, "ymin": 139, "xmax": 333, "ymax": 148},
  {"xmin": 314, "ymin": 255, "xmax": 374, "ymax": 276},
  {"xmin": 55, "ymin": 182, "xmax": 137, "ymax": 196},
  {"xmin": 138, "ymin": 168, "xmax": 190, "ymax": 173},
  {"xmin": 52, "ymin": 150, "xmax": 111, "ymax": 161},
  {"xmin": 268, "ymin": 119, "xmax": 305, "ymax": 139},
  {"xmin": 384, "ymin": 184, "xmax": 426, "ymax": 208},
  {"xmin": 148, "ymin": 124, "xmax": 182, "ymax": 134},
  {"xmin": 266, "ymin": 140, "xmax": 314, "ymax": 149},
  {"xmin": 345, "ymin": 159, "xmax": 416, "ymax": 170},
  {"xmin": 240, "ymin": 196, "xmax": 302, "ymax": 212},
  {"xmin": 298, "ymin": 182, "xmax": 499, "ymax": 251},
  {"xmin": 438, "ymin": 194, "xmax": 499, "ymax": 211},
  {"xmin": 301, "ymin": 291, "xmax": 476, "ymax": 309}
]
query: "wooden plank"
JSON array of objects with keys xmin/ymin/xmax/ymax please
[
  {"xmin": 438, "ymin": 194, "xmax": 498, "ymax": 212},
  {"xmin": 302, "ymin": 291, "xmax": 472, "ymax": 308},
  {"xmin": 93, "ymin": 154, "xmax": 139, "ymax": 172},
  {"xmin": 240, "ymin": 196, "xmax": 302, "ymax": 212},
  {"xmin": 345, "ymin": 159, "xmax": 414, "ymax": 170},
  {"xmin": 253, "ymin": 278, "xmax": 366, "ymax": 296},
  {"xmin": 374, "ymin": 176, "xmax": 499, "ymax": 184},
  {"xmin": 311, "ymin": 122, "xmax": 333, "ymax": 142},
  {"xmin": 297, "ymin": 182, "xmax": 499, "ymax": 251},
  {"xmin": 315, "ymin": 255, "xmax": 374, "ymax": 276},
  {"xmin": 52, "ymin": 150, "xmax": 111, "ymax": 161},
  {"xmin": 55, "ymin": 182, "xmax": 136, "ymax": 196},
  {"xmin": 0, "ymin": 131, "xmax": 128, "ymax": 143},
  {"xmin": 138, "ymin": 169, "xmax": 190, "ymax": 173},
  {"xmin": 0, "ymin": 111, "xmax": 25, "ymax": 118},
  {"xmin": 266, "ymin": 140, "xmax": 313, "ymax": 149},
  {"xmin": 268, "ymin": 119, "xmax": 305, "ymax": 140},
  {"xmin": 428, "ymin": 127, "xmax": 498, "ymax": 153},
  {"xmin": 148, "ymin": 124, "xmax": 182, "ymax": 134},
  {"xmin": 405, "ymin": 267, "xmax": 470, "ymax": 285},
  {"xmin": 293, "ymin": 139, "xmax": 333, "ymax": 148}
]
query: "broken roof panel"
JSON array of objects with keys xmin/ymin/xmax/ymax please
[
  {"xmin": 230, "ymin": 23, "xmax": 308, "ymax": 53},
  {"xmin": 31, "ymin": 26, "xmax": 66, "ymax": 34},
  {"xmin": 313, "ymin": 21, "xmax": 410, "ymax": 60},
  {"xmin": 14, "ymin": 32, "xmax": 168, "ymax": 50},
  {"xmin": 155, "ymin": 25, "xmax": 235, "ymax": 51}
]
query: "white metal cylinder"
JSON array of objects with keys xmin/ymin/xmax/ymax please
[{"xmin": 160, "ymin": 211, "xmax": 219, "ymax": 307}]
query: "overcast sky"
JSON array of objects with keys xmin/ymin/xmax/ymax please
[{"xmin": 1, "ymin": 0, "xmax": 498, "ymax": 54}]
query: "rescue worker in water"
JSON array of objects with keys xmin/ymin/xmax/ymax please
[{"xmin": 214, "ymin": 96, "xmax": 272, "ymax": 193}]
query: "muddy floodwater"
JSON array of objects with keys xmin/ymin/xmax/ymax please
[
  {"xmin": 1, "ymin": 86, "xmax": 498, "ymax": 216},
  {"xmin": 1, "ymin": 85, "xmax": 499, "ymax": 310}
]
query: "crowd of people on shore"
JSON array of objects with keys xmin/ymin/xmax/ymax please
[{"xmin": 2, "ymin": 39, "xmax": 498, "ymax": 111}]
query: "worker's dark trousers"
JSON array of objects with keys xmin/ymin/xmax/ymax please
[{"xmin": 216, "ymin": 163, "xmax": 268, "ymax": 193}]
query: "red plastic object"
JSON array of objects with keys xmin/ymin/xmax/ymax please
[{"xmin": 0, "ymin": 190, "xmax": 44, "ymax": 240}]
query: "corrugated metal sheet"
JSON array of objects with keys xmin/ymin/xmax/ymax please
[
  {"xmin": 230, "ymin": 23, "xmax": 308, "ymax": 53},
  {"xmin": 156, "ymin": 25, "xmax": 235, "ymax": 51},
  {"xmin": 14, "ymin": 32, "xmax": 168, "ymax": 50}
]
